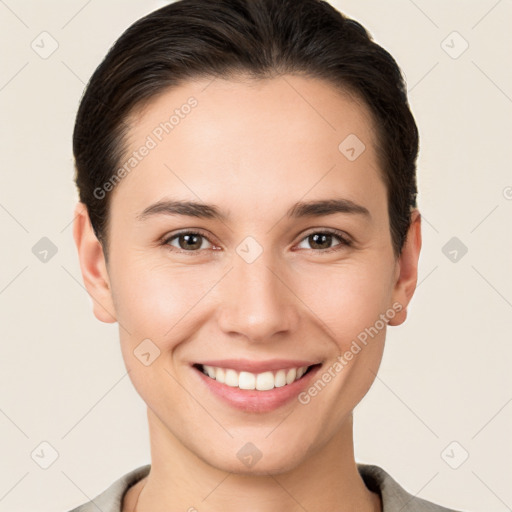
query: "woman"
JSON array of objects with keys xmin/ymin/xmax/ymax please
[{"xmin": 69, "ymin": 0, "xmax": 463, "ymax": 510}]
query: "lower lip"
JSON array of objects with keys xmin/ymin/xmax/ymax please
[{"xmin": 192, "ymin": 364, "xmax": 322, "ymax": 413}]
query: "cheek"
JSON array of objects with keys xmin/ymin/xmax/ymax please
[
  {"xmin": 293, "ymin": 257, "xmax": 394, "ymax": 347},
  {"xmin": 112, "ymin": 262, "xmax": 207, "ymax": 401},
  {"xmin": 111, "ymin": 258, "xmax": 218, "ymax": 345}
]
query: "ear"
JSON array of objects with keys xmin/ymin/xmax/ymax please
[
  {"xmin": 72, "ymin": 202, "xmax": 117, "ymax": 323},
  {"xmin": 388, "ymin": 209, "xmax": 422, "ymax": 326}
]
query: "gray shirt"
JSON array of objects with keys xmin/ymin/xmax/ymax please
[{"xmin": 67, "ymin": 463, "xmax": 463, "ymax": 512}]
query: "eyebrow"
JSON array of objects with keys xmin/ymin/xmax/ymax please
[{"xmin": 137, "ymin": 198, "xmax": 371, "ymax": 222}]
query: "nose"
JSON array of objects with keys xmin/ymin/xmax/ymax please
[{"xmin": 216, "ymin": 250, "xmax": 300, "ymax": 344}]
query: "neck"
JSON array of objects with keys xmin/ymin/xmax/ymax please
[{"xmin": 127, "ymin": 409, "xmax": 381, "ymax": 512}]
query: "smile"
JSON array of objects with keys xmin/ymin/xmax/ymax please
[
  {"xmin": 192, "ymin": 360, "xmax": 323, "ymax": 413},
  {"xmin": 198, "ymin": 364, "xmax": 312, "ymax": 390}
]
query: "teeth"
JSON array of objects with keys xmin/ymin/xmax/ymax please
[
  {"xmin": 274, "ymin": 369, "xmax": 287, "ymax": 387},
  {"xmin": 286, "ymin": 368, "xmax": 297, "ymax": 384},
  {"xmin": 239, "ymin": 371, "xmax": 256, "ymax": 390},
  {"xmin": 205, "ymin": 366, "xmax": 216, "ymax": 379},
  {"xmin": 224, "ymin": 369, "xmax": 238, "ymax": 387},
  {"xmin": 256, "ymin": 371, "xmax": 274, "ymax": 391},
  {"xmin": 201, "ymin": 364, "xmax": 310, "ymax": 390}
]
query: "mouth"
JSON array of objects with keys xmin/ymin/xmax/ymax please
[
  {"xmin": 191, "ymin": 360, "xmax": 323, "ymax": 413},
  {"xmin": 193, "ymin": 363, "xmax": 319, "ymax": 390}
]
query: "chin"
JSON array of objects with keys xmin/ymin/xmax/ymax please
[{"xmin": 201, "ymin": 441, "xmax": 312, "ymax": 477}]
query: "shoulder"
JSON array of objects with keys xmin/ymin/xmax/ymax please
[
  {"xmin": 66, "ymin": 462, "xmax": 465, "ymax": 512},
  {"xmin": 65, "ymin": 464, "xmax": 151, "ymax": 512},
  {"xmin": 357, "ymin": 463, "xmax": 465, "ymax": 512}
]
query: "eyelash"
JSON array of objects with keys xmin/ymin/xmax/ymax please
[{"xmin": 161, "ymin": 228, "xmax": 353, "ymax": 255}]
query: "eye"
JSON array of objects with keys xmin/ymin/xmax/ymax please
[
  {"xmin": 296, "ymin": 229, "xmax": 352, "ymax": 253},
  {"xmin": 161, "ymin": 228, "xmax": 352, "ymax": 255},
  {"xmin": 163, "ymin": 230, "xmax": 215, "ymax": 252}
]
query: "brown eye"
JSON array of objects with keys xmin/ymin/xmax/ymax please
[
  {"xmin": 308, "ymin": 233, "xmax": 335, "ymax": 250},
  {"xmin": 164, "ymin": 231, "xmax": 213, "ymax": 252},
  {"xmin": 297, "ymin": 230, "xmax": 351, "ymax": 252}
]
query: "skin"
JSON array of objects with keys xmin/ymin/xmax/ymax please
[{"xmin": 73, "ymin": 74, "xmax": 421, "ymax": 512}]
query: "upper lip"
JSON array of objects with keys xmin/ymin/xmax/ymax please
[{"xmin": 193, "ymin": 359, "xmax": 321, "ymax": 373}]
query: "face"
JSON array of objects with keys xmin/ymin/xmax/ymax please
[{"xmin": 75, "ymin": 74, "xmax": 421, "ymax": 475}]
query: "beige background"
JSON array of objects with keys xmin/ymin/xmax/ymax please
[{"xmin": 0, "ymin": 1, "xmax": 511, "ymax": 510}]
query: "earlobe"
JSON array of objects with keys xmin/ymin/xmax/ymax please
[
  {"xmin": 388, "ymin": 209, "xmax": 422, "ymax": 327},
  {"xmin": 72, "ymin": 202, "xmax": 117, "ymax": 323}
]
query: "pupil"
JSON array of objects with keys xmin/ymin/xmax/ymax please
[
  {"xmin": 181, "ymin": 234, "xmax": 201, "ymax": 250},
  {"xmin": 311, "ymin": 233, "xmax": 331, "ymax": 249}
]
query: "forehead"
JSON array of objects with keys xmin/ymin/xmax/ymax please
[{"xmin": 111, "ymin": 74, "xmax": 386, "ymax": 224}]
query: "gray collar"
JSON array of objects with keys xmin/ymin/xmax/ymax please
[{"xmin": 67, "ymin": 462, "xmax": 462, "ymax": 512}]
